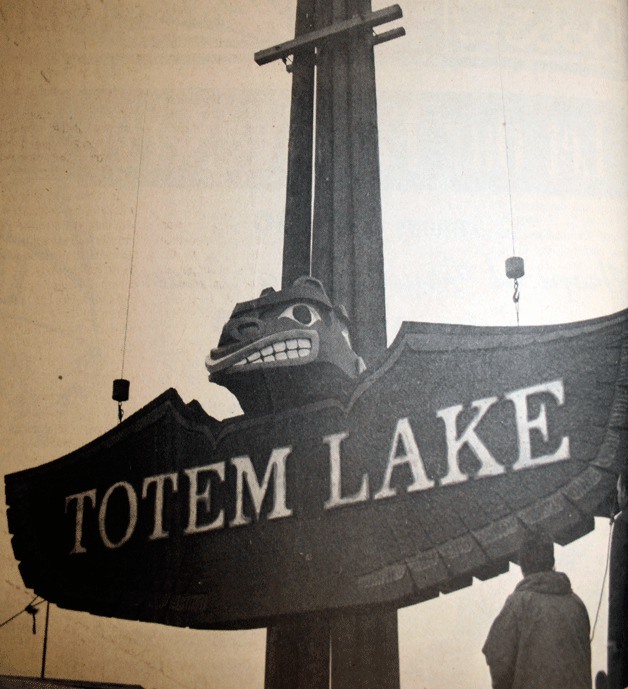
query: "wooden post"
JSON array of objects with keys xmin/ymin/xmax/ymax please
[
  {"xmin": 265, "ymin": 616, "xmax": 330, "ymax": 689},
  {"xmin": 311, "ymin": 0, "xmax": 387, "ymax": 366},
  {"xmin": 311, "ymin": 4, "xmax": 397, "ymax": 680},
  {"xmin": 262, "ymin": 0, "xmax": 402, "ymax": 686},
  {"xmin": 331, "ymin": 608, "xmax": 400, "ymax": 689},
  {"xmin": 282, "ymin": 0, "xmax": 316, "ymax": 288},
  {"xmin": 271, "ymin": 1, "xmax": 329, "ymax": 681}
]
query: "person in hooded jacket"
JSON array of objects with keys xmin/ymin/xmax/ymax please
[{"xmin": 482, "ymin": 528, "xmax": 592, "ymax": 689}]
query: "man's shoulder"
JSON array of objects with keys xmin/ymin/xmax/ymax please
[
  {"xmin": 514, "ymin": 570, "xmax": 572, "ymax": 595},
  {"xmin": 511, "ymin": 572, "xmax": 590, "ymax": 624}
]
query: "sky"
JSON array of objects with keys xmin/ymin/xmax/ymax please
[{"xmin": 0, "ymin": 1, "xmax": 626, "ymax": 688}]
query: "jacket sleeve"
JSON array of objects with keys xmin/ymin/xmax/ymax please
[{"xmin": 482, "ymin": 596, "xmax": 520, "ymax": 689}]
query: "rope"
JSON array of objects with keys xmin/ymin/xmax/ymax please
[
  {"xmin": 0, "ymin": 596, "xmax": 44, "ymax": 630},
  {"xmin": 498, "ymin": 38, "xmax": 522, "ymax": 326},
  {"xmin": 121, "ymin": 102, "xmax": 147, "ymax": 379},
  {"xmin": 590, "ymin": 518, "xmax": 614, "ymax": 642},
  {"xmin": 497, "ymin": 40, "xmax": 516, "ymax": 257}
]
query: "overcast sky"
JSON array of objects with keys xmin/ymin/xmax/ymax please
[{"xmin": 1, "ymin": 1, "xmax": 626, "ymax": 688}]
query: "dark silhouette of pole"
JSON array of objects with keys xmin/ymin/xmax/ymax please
[
  {"xmin": 281, "ymin": 0, "xmax": 316, "ymax": 288},
  {"xmin": 311, "ymin": 0, "xmax": 387, "ymax": 367},
  {"xmin": 40, "ymin": 601, "xmax": 50, "ymax": 679},
  {"xmin": 259, "ymin": 1, "xmax": 404, "ymax": 687}
]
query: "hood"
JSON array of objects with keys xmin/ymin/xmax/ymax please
[{"xmin": 515, "ymin": 570, "xmax": 573, "ymax": 595}]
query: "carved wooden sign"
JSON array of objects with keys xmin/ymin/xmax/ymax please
[{"xmin": 6, "ymin": 307, "xmax": 627, "ymax": 629}]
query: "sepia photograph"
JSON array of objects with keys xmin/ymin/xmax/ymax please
[{"xmin": 1, "ymin": 1, "xmax": 626, "ymax": 688}]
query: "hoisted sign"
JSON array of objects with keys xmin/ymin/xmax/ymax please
[
  {"xmin": 6, "ymin": 295, "xmax": 627, "ymax": 629},
  {"xmin": 4, "ymin": 8, "xmax": 628, "ymax": 689}
]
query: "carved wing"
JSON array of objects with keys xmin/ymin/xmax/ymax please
[
  {"xmin": 349, "ymin": 309, "xmax": 628, "ymax": 597},
  {"xmin": 5, "ymin": 310, "xmax": 627, "ymax": 628}
]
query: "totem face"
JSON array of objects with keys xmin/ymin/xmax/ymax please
[{"xmin": 206, "ymin": 277, "xmax": 365, "ymax": 413}]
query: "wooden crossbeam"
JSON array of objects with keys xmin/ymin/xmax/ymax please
[
  {"xmin": 371, "ymin": 26, "xmax": 406, "ymax": 47},
  {"xmin": 254, "ymin": 4, "xmax": 403, "ymax": 66}
]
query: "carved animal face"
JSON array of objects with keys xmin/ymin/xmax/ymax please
[{"xmin": 206, "ymin": 277, "xmax": 365, "ymax": 413}]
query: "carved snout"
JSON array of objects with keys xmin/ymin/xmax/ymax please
[{"xmin": 227, "ymin": 316, "xmax": 264, "ymax": 343}]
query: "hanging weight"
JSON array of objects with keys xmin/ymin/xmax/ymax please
[
  {"xmin": 505, "ymin": 256, "xmax": 524, "ymax": 279},
  {"xmin": 112, "ymin": 378, "xmax": 130, "ymax": 402}
]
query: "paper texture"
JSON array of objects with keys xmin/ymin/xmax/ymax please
[{"xmin": 1, "ymin": 1, "xmax": 626, "ymax": 687}]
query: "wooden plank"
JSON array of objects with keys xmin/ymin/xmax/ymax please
[
  {"xmin": 347, "ymin": 16, "xmax": 387, "ymax": 363},
  {"xmin": 329, "ymin": 28, "xmax": 353, "ymax": 316},
  {"xmin": 254, "ymin": 4, "xmax": 403, "ymax": 65},
  {"xmin": 331, "ymin": 608, "xmax": 400, "ymax": 689},
  {"xmin": 371, "ymin": 27, "xmax": 406, "ymax": 46},
  {"xmin": 406, "ymin": 549, "xmax": 450, "ymax": 590},
  {"xmin": 437, "ymin": 534, "xmax": 489, "ymax": 579},
  {"xmin": 311, "ymin": 0, "xmax": 334, "ymax": 290},
  {"xmin": 265, "ymin": 616, "xmax": 330, "ymax": 689},
  {"xmin": 282, "ymin": 0, "xmax": 316, "ymax": 287},
  {"xmin": 312, "ymin": 6, "xmax": 398, "ymax": 687},
  {"xmin": 311, "ymin": 0, "xmax": 387, "ymax": 364}
]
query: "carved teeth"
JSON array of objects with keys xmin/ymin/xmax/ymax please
[{"xmin": 227, "ymin": 336, "xmax": 314, "ymax": 371}]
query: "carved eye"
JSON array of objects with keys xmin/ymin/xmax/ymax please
[{"xmin": 279, "ymin": 303, "xmax": 321, "ymax": 326}]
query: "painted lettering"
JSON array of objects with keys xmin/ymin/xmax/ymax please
[
  {"xmin": 62, "ymin": 378, "xmax": 572, "ymax": 553},
  {"xmin": 438, "ymin": 396, "xmax": 504, "ymax": 486},
  {"xmin": 323, "ymin": 432, "xmax": 369, "ymax": 509},
  {"xmin": 230, "ymin": 447, "xmax": 293, "ymax": 527},
  {"xmin": 65, "ymin": 489, "xmax": 96, "ymax": 554},
  {"xmin": 506, "ymin": 379, "xmax": 570, "ymax": 471},
  {"xmin": 184, "ymin": 463, "xmax": 225, "ymax": 534},
  {"xmin": 142, "ymin": 472, "xmax": 178, "ymax": 540},
  {"xmin": 374, "ymin": 418, "xmax": 434, "ymax": 499},
  {"xmin": 98, "ymin": 481, "xmax": 138, "ymax": 549}
]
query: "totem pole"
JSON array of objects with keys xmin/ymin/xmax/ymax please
[{"xmin": 254, "ymin": 1, "xmax": 404, "ymax": 686}]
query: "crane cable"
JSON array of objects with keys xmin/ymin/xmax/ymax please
[
  {"xmin": 113, "ymin": 103, "xmax": 147, "ymax": 422},
  {"xmin": 498, "ymin": 40, "xmax": 523, "ymax": 326}
]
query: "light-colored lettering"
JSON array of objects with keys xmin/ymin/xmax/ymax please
[
  {"xmin": 323, "ymin": 432, "xmax": 369, "ymax": 509},
  {"xmin": 142, "ymin": 472, "xmax": 178, "ymax": 540},
  {"xmin": 230, "ymin": 447, "xmax": 293, "ymax": 527},
  {"xmin": 506, "ymin": 379, "xmax": 570, "ymax": 471},
  {"xmin": 184, "ymin": 463, "xmax": 225, "ymax": 534},
  {"xmin": 438, "ymin": 396, "xmax": 504, "ymax": 485},
  {"xmin": 374, "ymin": 418, "xmax": 434, "ymax": 499},
  {"xmin": 98, "ymin": 481, "xmax": 138, "ymax": 549},
  {"xmin": 65, "ymin": 489, "xmax": 96, "ymax": 554}
]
